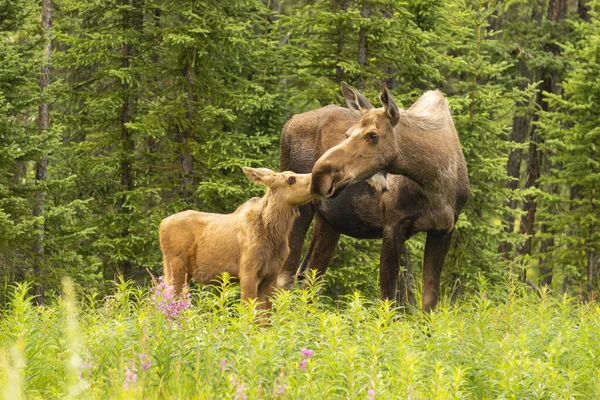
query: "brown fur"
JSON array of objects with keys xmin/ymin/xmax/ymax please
[
  {"xmin": 280, "ymin": 83, "xmax": 470, "ymax": 311},
  {"xmin": 159, "ymin": 167, "xmax": 313, "ymax": 309}
]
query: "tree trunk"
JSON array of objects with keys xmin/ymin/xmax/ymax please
[
  {"xmin": 538, "ymin": 151, "xmax": 556, "ymax": 287},
  {"xmin": 357, "ymin": 2, "xmax": 371, "ymax": 90},
  {"xmin": 334, "ymin": 0, "xmax": 350, "ymax": 84},
  {"xmin": 539, "ymin": 226, "xmax": 554, "ymax": 287},
  {"xmin": 180, "ymin": 49, "xmax": 195, "ymax": 199},
  {"xmin": 499, "ymin": 59, "xmax": 531, "ymax": 257},
  {"xmin": 588, "ymin": 249, "xmax": 597, "ymax": 293},
  {"xmin": 117, "ymin": 0, "xmax": 142, "ymax": 280},
  {"xmin": 517, "ymin": 0, "xmax": 567, "ymax": 281},
  {"xmin": 517, "ymin": 78, "xmax": 547, "ymax": 280},
  {"xmin": 578, "ymin": 0, "xmax": 591, "ymax": 22},
  {"xmin": 33, "ymin": 0, "xmax": 52, "ymax": 304}
]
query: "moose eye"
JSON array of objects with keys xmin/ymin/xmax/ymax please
[
  {"xmin": 367, "ymin": 132, "xmax": 379, "ymax": 142},
  {"xmin": 287, "ymin": 177, "xmax": 296, "ymax": 185}
]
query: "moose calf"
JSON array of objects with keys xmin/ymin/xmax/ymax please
[{"xmin": 159, "ymin": 167, "xmax": 313, "ymax": 308}]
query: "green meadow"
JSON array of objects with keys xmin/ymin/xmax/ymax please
[{"xmin": 2, "ymin": 276, "xmax": 599, "ymax": 399}]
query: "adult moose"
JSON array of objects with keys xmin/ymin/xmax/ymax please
[{"xmin": 280, "ymin": 82, "xmax": 469, "ymax": 311}]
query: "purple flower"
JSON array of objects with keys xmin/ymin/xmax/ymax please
[
  {"xmin": 277, "ymin": 383, "xmax": 288, "ymax": 394},
  {"xmin": 150, "ymin": 276, "xmax": 191, "ymax": 321},
  {"xmin": 301, "ymin": 348, "xmax": 313, "ymax": 358},
  {"xmin": 232, "ymin": 378, "xmax": 247, "ymax": 400},
  {"xmin": 220, "ymin": 360, "xmax": 227, "ymax": 371},
  {"xmin": 299, "ymin": 359, "xmax": 308, "ymax": 370},
  {"xmin": 124, "ymin": 366, "xmax": 137, "ymax": 389},
  {"xmin": 139, "ymin": 354, "xmax": 151, "ymax": 372},
  {"xmin": 368, "ymin": 388, "xmax": 375, "ymax": 399}
]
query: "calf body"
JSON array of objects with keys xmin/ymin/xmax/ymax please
[{"xmin": 159, "ymin": 168, "xmax": 313, "ymax": 306}]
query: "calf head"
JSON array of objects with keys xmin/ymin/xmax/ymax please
[
  {"xmin": 242, "ymin": 167, "xmax": 314, "ymax": 206},
  {"xmin": 311, "ymin": 82, "xmax": 400, "ymax": 198}
]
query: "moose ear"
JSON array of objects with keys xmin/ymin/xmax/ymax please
[
  {"xmin": 242, "ymin": 167, "xmax": 276, "ymax": 186},
  {"xmin": 379, "ymin": 84, "xmax": 400, "ymax": 126},
  {"xmin": 341, "ymin": 81, "xmax": 373, "ymax": 115}
]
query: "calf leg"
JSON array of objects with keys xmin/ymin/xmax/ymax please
[
  {"xmin": 422, "ymin": 231, "xmax": 453, "ymax": 311},
  {"xmin": 380, "ymin": 224, "xmax": 409, "ymax": 301},
  {"xmin": 165, "ymin": 256, "xmax": 187, "ymax": 296},
  {"xmin": 296, "ymin": 212, "xmax": 341, "ymax": 282},
  {"xmin": 279, "ymin": 203, "xmax": 315, "ymax": 289}
]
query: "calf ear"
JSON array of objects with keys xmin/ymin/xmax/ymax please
[
  {"xmin": 242, "ymin": 167, "xmax": 276, "ymax": 186},
  {"xmin": 341, "ymin": 81, "xmax": 373, "ymax": 115},
  {"xmin": 379, "ymin": 83, "xmax": 400, "ymax": 126}
]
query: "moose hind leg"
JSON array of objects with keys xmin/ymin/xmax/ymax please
[
  {"xmin": 168, "ymin": 256, "xmax": 187, "ymax": 296},
  {"xmin": 297, "ymin": 212, "xmax": 341, "ymax": 283},
  {"xmin": 422, "ymin": 231, "xmax": 453, "ymax": 311},
  {"xmin": 258, "ymin": 276, "xmax": 276, "ymax": 311}
]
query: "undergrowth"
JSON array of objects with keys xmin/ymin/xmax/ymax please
[{"xmin": 1, "ymin": 274, "xmax": 599, "ymax": 399}]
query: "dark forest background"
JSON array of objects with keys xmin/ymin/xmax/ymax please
[{"xmin": 1, "ymin": 0, "xmax": 598, "ymax": 303}]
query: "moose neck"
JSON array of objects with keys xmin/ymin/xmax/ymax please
[
  {"xmin": 388, "ymin": 125, "xmax": 454, "ymax": 190},
  {"xmin": 257, "ymin": 190, "xmax": 297, "ymax": 242}
]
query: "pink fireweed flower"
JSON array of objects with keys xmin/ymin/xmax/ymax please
[
  {"xmin": 277, "ymin": 383, "xmax": 288, "ymax": 395},
  {"xmin": 124, "ymin": 366, "xmax": 137, "ymax": 389},
  {"xmin": 299, "ymin": 359, "xmax": 308, "ymax": 370},
  {"xmin": 79, "ymin": 359, "xmax": 93, "ymax": 379},
  {"xmin": 150, "ymin": 276, "xmax": 191, "ymax": 320},
  {"xmin": 220, "ymin": 360, "xmax": 227, "ymax": 371},
  {"xmin": 301, "ymin": 348, "xmax": 313, "ymax": 358},
  {"xmin": 139, "ymin": 353, "xmax": 151, "ymax": 372},
  {"xmin": 368, "ymin": 388, "xmax": 375, "ymax": 399}
]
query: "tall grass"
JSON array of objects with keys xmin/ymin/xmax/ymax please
[{"xmin": 1, "ymin": 275, "xmax": 599, "ymax": 399}]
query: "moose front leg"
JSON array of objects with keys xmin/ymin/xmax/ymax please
[
  {"xmin": 379, "ymin": 224, "xmax": 409, "ymax": 301},
  {"xmin": 422, "ymin": 231, "xmax": 453, "ymax": 311},
  {"xmin": 296, "ymin": 212, "xmax": 341, "ymax": 283},
  {"xmin": 279, "ymin": 203, "xmax": 315, "ymax": 289}
]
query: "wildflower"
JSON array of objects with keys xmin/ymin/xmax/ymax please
[
  {"xmin": 483, "ymin": 294, "xmax": 488, "ymax": 300},
  {"xmin": 124, "ymin": 366, "xmax": 137, "ymax": 390},
  {"xmin": 139, "ymin": 353, "xmax": 151, "ymax": 372},
  {"xmin": 368, "ymin": 388, "xmax": 375, "ymax": 399},
  {"xmin": 301, "ymin": 347, "xmax": 313, "ymax": 358},
  {"xmin": 79, "ymin": 359, "xmax": 93, "ymax": 379},
  {"xmin": 276, "ymin": 383, "xmax": 288, "ymax": 395},
  {"xmin": 150, "ymin": 276, "xmax": 191, "ymax": 321},
  {"xmin": 299, "ymin": 359, "xmax": 308, "ymax": 370},
  {"xmin": 220, "ymin": 360, "xmax": 227, "ymax": 371}
]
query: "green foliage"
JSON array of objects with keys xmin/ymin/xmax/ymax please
[
  {"xmin": 538, "ymin": 1, "xmax": 600, "ymax": 291},
  {"xmin": 2, "ymin": 279, "xmax": 600, "ymax": 398},
  {"xmin": 1, "ymin": 0, "xmax": 598, "ymax": 299}
]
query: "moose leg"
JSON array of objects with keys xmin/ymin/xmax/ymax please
[
  {"xmin": 166, "ymin": 256, "xmax": 187, "ymax": 296},
  {"xmin": 258, "ymin": 276, "xmax": 276, "ymax": 311},
  {"xmin": 279, "ymin": 203, "xmax": 315, "ymax": 289},
  {"xmin": 240, "ymin": 274, "xmax": 259, "ymax": 305},
  {"xmin": 422, "ymin": 231, "xmax": 453, "ymax": 311},
  {"xmin": 296, "ymin": 212, "xmax": 341, "ymax": 282},
  {"xmin": 396, "ymin": 243, "xmax": 417, "ymax": 308},
  {"xmin": 380, "ymin": 225, "xmax": 408, "ymax": 301}
]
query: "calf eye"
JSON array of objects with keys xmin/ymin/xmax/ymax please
[
  {"xmin": 287, "ymin": 177, "xmax": 296, "ymax": 185},
  {"xmin": 367, "ymin": 132, "xmax": 379, "ymax": 142}
]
